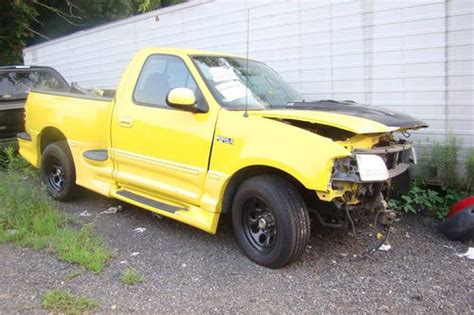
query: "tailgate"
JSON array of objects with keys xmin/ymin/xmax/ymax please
[{"xmin": 0, "ymin": 101, "xmax": 25, "ymax": 141}]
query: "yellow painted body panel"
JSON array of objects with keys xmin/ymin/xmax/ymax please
[
  {"xmin": 20, "ymin": 91, "xmax": 115, "ymax": 196},
  {"xmin": 19, "ymin": 47, "xmax": 401, "ymax": 234}
]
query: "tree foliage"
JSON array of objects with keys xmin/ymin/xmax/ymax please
[
  {"xmin": 0, "ymin": 1, "xmax": 39, "ymax": 64},
  {"xmin": 0, "ymin": 0, "xmax": 183, "ymax": 65}
]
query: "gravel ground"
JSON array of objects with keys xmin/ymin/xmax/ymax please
[{"xmin": 0, "ymin": 189, "xmax": 472, "ymax": 314}]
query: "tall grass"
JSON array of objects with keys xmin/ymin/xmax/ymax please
[{"xmin": 0, "ymin": 146, "xmax": 110, "ymax": 272}]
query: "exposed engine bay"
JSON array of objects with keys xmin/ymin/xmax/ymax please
[{"xmin": 281, "ymin": 119, "xmax": 417, "ymax": 252}]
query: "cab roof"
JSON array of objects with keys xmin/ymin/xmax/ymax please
[{"xmin": 136, "ymin": 47, "xmax": 253, "ymax": 60}]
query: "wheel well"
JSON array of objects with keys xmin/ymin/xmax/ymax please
[
  {"xmin": 221, "ymin": 165, "xmax": 316, "ymax": 214},
  {"xmin": 40, "ymin": 127, "xmax": 67, "ymax": 153}
]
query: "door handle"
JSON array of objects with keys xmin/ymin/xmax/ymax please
[{"xmin": 119, "ymin": 116, "xmax": 133, "ymax": 128}]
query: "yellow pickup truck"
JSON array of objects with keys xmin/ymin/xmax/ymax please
[{"xmin": 18, "ymin": 48, "xmax": 427, "ymax": 268}]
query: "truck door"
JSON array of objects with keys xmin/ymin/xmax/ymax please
[{"xmin": 111, "ymin": 54, "xmax": 218, "ymax": 206}]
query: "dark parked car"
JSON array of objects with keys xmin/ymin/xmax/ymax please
[{"xmin": 0, "ymin": 65, "xmax": 69, "ymax": 146}]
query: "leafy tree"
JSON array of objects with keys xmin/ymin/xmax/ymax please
[
  {"xmin": 0, "ymin": 1, "xmax": 40, "ymax": 64},
  {"xmin": 0, "ymin": 0, "xmax": 183, "ymax": 65}
]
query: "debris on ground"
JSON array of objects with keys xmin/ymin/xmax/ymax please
[
  {"xmin": 152, "ymin": 213, "xmax": 163, "ymax": 220},
  {"xmin": 79, "ymin": 210, "xmax": 92, "ymax": 217},
  {"xmin": 100, "ymin": 205, "xmax": 123, "ymax": 215},
  {"xmin": 130, "ymin": 252, "xmax": 140, "ymax": 257},
  {"xmin": 456, "ymin": 247, "xmax": 474, "ymax": 260},
  {"xmin": 119, "ymin": 260, "xmax": 128, "ymax": 264},
  {"xmin": 378, "ymin": 244, "xmax": 391, "ymax": 251},
  {"xmin": 133, "ymin": 228, "xmax": 146, "ymax": 233}
]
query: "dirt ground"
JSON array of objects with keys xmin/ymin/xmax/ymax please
[{"xmin": 1, "ymin": 190, "xmax": 472, "ymax": 313}]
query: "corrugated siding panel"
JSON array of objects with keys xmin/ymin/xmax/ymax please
[{"xmin": 23, "ymin": 0, "xmax": 473, "ymax": 156}]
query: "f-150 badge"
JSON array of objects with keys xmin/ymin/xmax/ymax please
[{"xmin": 216, "ymin": 135, "xmax": 234, "ymax": 145}]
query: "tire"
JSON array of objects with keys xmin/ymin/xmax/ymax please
[
  {"xmin": 231, "ymin": 175, "xmax": 311, "ymax": 268},
  {"xmin": 40, "ymin": 141, "xmax": 77, "ymax": 201}
]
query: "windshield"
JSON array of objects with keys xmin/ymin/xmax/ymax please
[
  {"xmin": 193, "ymin": 56, "xmax": 302, "ymax": 110},
  {"xmin": 0, "ymin": 69, "xmax": 68, "ymax": 100}
]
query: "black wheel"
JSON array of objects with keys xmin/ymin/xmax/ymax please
[
  {"xmin": 232, "ymin": 175, "xmax": 311, "ymax": 268},
  {"xmin": 41, "ymin": 141, "xmax": 77, "ymax": 201}
]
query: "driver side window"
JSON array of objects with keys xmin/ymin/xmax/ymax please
[{"xmin": 133, "ymin": 55, "xmax": 199, "ymax": 108}]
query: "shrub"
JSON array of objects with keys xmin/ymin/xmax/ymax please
[
  {"xmin": 388, "ymin": 182, "xmax": 442, "ymax": 214},
  {"xmin": 466, "ymin": 148, "xmax": 474, "ymax": 193},
  {"xmin": 388, "ymin": 182, "xmax": 465, "ymax": 219},
  {"xmin": 415, "ymin": 136, "xmax": 461, "ymax": 187}
]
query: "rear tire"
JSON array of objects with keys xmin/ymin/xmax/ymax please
[
  {"xmin": 41, "ymin": 141, "xmax": 77, "ymax": 201},
  {"xmin": 232, "ymin": 175, "xmax": 311, "ymax": 268}
]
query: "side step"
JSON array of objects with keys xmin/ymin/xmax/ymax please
[
  {"xmin": 115, "ymin": 190, "xmax": 186, "ymax": 213},
  {"xmin": 111, "ymin": 189, "xmax": 220, "ymax": 234}
]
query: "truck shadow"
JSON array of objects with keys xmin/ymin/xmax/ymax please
[{"xmin": 64, "ymin": 189, "xmax": 383, "ymax": 268}]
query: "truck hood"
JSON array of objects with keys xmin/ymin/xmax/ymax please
[{"xmin": 251, "ymin": 100, "xmax": 428, "ymax": 134}]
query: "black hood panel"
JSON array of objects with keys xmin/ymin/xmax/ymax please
[{"xmin": 287, "ymin": 100, "xmax": 428, "ymax": 129}]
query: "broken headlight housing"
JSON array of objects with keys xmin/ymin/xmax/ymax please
[{"xmin": 332, "ymin": 154, "xmax": 389, "ymax": 183}]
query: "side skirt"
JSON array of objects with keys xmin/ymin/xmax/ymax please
[{"xmin": 110, "ymin": 188, "xmax": 221, "ymax": 234}]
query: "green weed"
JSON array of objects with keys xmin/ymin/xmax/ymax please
[
  {"xmin": 388, "ymin": 182, "xmax": 465, "ymax": 219},
  {"xmin": 54, "ymin": 226, "xmax": 111, "ymax": 273},
  {"xmin": 466, "ymin": 148, "xmax": 474, "ymax": 193},
  {"xmin": 42, "ymin": 290, "xmax": 98, "ymax": 314},
  {"xmin": 2, "ymin": 145, "xmax": 34, "ymax": 174},
  {"xmin": 120, "ymin": 267, "xmax": 146, "ymax": 285},
  {"xmin": 416, "ymin": 135, "xmax": 461, "ymax": 187}
]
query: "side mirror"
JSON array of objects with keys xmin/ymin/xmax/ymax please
[{"xmin": 166, "ymin": 87, "xmax": 198, "ymax": 112}]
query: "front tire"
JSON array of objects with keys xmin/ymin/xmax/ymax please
[
  {"xmin": 232, "ymin": 175, "xmax": 311, "ymax": 268},
  {"xmin": 41, "ymin": 141, "xmax": 77, "ymax": 201}
]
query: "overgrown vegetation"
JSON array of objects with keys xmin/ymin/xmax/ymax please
[
  {"xmin": 388, "ymin": 183, "xmax": 465, "ymax": 220},
  {"xmin": 389, "ymin": 135, "xmax": 471, "ymax": 219},
  {"xmin": 466, "ymin": 148, "xmax": 474, "ymax": 193},
  {"xmin": 1, "ymin": 145, "xmax": 33, "ymax": 173},
  {"xmin": 42, "ymin": 289, "xmax": 98, "ymax": 314},
  {"xmin": 0, "ymin": 146, "xmax": 110, "ymax": 272},
  {"xmin": 121, "ymin": 267, "xmax": 146, "ymax": 285},
  {"xmin": 417, "ymin": 135, "xmax": 462, "ymax": 187}
]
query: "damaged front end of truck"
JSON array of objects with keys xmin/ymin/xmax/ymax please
[
  {"xmin": 323, "ymin": 135, "xmax": 417, "ymax": 234},
  {"xmin": 260, "ymin": 100, "xmax": 428, "ymax": 239}
]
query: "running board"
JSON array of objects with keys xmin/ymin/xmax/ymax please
[{"xmin": 115, "ymin": 190, "xmax": 185, "ymax": 213}]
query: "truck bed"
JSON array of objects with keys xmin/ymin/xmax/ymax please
[{"xmin": 31, "ymin": 89, "xmax": 114, "ymax": 102}]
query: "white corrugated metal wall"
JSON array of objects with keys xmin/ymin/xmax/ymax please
[{"xmin": 23, "ymin": 0, "xmax": 473, "ymax": 160}]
